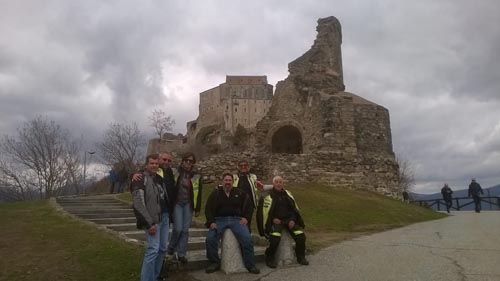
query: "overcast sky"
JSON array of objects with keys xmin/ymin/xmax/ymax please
[{"xmin": 1, "ymin": 0, "xmax": 499, "ymax": 194}]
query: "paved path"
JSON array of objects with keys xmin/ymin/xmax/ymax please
[{"xmin": 189, "ymin": 211, "xmax": 500, "ymax": 281}]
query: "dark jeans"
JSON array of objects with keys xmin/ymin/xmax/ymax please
[
  {"xmin": 205, "ymin": 216, "xmax": 256, "ymax": 269},
  {"xmin": 444, "ymin": 199, "xmax": 452, "ymax": 213},
  {"xmin": 265, "ymin": 223, "xmax": 306, "ymax": 260},
  {"xmin": 472, "ymin": 196, "xmax": 481, "ymax": 212},
  {"xmin": 247, "ymin": 208, "xmax": 254, "ymax": 233}
]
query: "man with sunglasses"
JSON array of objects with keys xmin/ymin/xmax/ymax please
[{"xmin": 233, "ymin": 160, "xmax": 264, "ymax": 232}]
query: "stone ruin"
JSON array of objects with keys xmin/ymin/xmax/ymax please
[
  {"xmin": 252, "ymin": 16, "xmax": 399, "ymax": 195},
  {"xmin": 154, "ymin": 16, "xmax": 400, "ymax": 196}
]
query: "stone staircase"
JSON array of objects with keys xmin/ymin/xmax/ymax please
[{"xmin": 55, "ymin": 194, "xmax": 266, "ymax": 271}]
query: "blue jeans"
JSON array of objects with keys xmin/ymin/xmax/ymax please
[
  {"xmin": 168, "ymin": 202, "xmax": 192, "ymax": 257},
  {"xmin": 141, "ymin": 212, "xmax": 169, "ymax": 281},
  {"xmin": 205, "ymin": 216, "xmax": 256, "ymax": 269}
]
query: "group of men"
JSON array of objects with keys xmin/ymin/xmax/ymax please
[
  {"xmin": 440, "ymin": 178, "xmax": 484, "ymax": 213},
  {"xmin": 131, "ymin": 151, "xmax": 202, "ymax": 281},
  {"xmin": 131, "ymin": 153, "xmax": 309, "ymax": 280}
]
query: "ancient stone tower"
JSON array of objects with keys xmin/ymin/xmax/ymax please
[{"xmin": 254, "ymin": 16, "xmax": 399, "ymax": 194}]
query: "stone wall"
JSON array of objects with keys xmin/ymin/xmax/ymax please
[
  {"xmin": 195, "ymin": 150, "xmax": 399, "ymax": 197},
  {"xmin": 194, "ymin": 152, "xmax": 265, "ymax": 184}
]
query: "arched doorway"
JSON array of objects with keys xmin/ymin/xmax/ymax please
[{"xmin": 271, "ymin": 125, "xmax": 302, "ymax": 154}]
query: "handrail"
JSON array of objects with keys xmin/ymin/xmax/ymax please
[{"xmin": 409, "ymin": 196, "xmax": 500, "ymax": 211}]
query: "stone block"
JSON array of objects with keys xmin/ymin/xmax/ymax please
[
  {"xmin": 274, "ymin": 230, "xmax": 296, "ymax": 266},
  {"xmin": 221, "ymin": 229, "xmax": 247, "ymax": 274}
]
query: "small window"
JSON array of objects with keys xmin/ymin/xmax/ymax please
[{"xmin": 235, "ymin": 108, "xmax": 237, "ymax": 112}]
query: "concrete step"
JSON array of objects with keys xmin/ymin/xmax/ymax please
[
  {"xmin": 57, "ymin": 198, "xmax": 122, "ymax": 203},
  {"xmin": 74, "ymin": 212, "xmax": 135, "ymax": 219},
  {"xmin": 106, "ymin": 224, "xmax": 208, "ymax": 237},
  {"xmin": 62, "ymin": 208, "xmax": 133, "ymax": 214},
  {"xmin": 58, "ymin": 202, "xmax": 128, "ymax": 207},
  {"xmin": 124, "ymin": 233, "xmax": 207, "ymax": 250},
  {"xmin": 88, "ymin": 217, "xmax": 137, "ymax": 224},
  {"xmin": 162, "ymin": 246, "xmax": 266, "ymax": 271}
]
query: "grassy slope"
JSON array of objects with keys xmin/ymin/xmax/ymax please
[{"xmin": 0, "ymin": 201, "xmax": 143, "ymax": 281}]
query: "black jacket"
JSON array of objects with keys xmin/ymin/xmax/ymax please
[
  {"xmin": 257, "ymin": 188, "xmax": 305, "ymax": 237},
  {"xmin": 441, "ymin": 186, "xmax": 453, "ymax": 201},
  {"xmin": 172, "ymin": 166, "xmax": 203, "ymax": 212},
  {"xmin": 204, "ymin": 186, "xmax": 252, "ymax": 228},
  {"xmin": 468, "ymin": 181, "xmax": 484, "ymax": 197}
]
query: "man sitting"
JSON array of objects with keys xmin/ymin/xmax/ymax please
[
  {"xmin": 257, "ymin": 175, "xmax": 309, "ymax": 268},
  {"xmin": 204, "ymin": 173, "xmax": 260, "ymax": 274}
]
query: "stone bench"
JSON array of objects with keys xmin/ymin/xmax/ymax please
[
  {"xmin": 221, "ymin": 229, "xmax": 248, "ymax": 274},
  {"xmin": 273, "ymin": 230, "xmax": 296, "ymax": 267}
]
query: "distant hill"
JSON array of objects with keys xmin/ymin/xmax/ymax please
[{"xmin": 410, "ymin": 184, "xmax": 500, "ymax": 211}]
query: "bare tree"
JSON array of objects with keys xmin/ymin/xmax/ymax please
[
  {"xmin": 148, "ymin": 109, "xmax": 175, "ymax": 139},
  {"xmin": 396, "ymin": 156, "xmax": 416, "ymax": 192},
  {"xmin": 96, "ymin": 122, "xmax": 146, "ymax": 174},
  {"xmin": 0, "ymin": 116, "xmax": 81, "ymax": 200}
]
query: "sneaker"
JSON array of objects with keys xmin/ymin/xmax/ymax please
[
  {"xmin": 177, "ymin": 256, "xmax": 188, "ymax": 264},
  {"xmin": 247, "ymin": 266, "xmax": 260, "ymax": 274},
  {"xmin": 297, "ymin": 257, "xmax": 309, "ymax": 266},
  {"xmin": 205, "ymin": 263, "xmax": 220, "ymax": 274}
]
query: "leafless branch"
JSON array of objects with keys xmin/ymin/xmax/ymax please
[{"xmin": 148, "ymin": 109, "xmax": 175, "ymax": 139}]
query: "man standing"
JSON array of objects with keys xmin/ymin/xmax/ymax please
[
  {"xmin": 468, "ymin": 178, "xmax": 484, "ymax": 213},
  {"xmin": 257, "ymin": 176, "xmax": 309, "ymax": 268},
  {"xmin": 233, "ymin": 160, "xmax": 264, "ymax": 231},
  {"xmin": 441, "ymin": 183, "xmax": 453, "ymax": 213},
  {"xmin": 402, "ymin": 190, "xmax": 409, "ymax": 204},
  {"xmin": 157, "ymin": 151, "xmax": 175, "ymax": 188},
  {"xmin": 108, "ymin": 167, "xmax": 119, "ymax": 194},
  {"xmin": 131, "ymin": 154, "xmax": 172, "ymax": 281},
  {"xmin": 204, "ymin": 173, "xmax": 260, "ymax": 274}
]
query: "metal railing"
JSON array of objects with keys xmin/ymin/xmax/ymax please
[{"xmin": 410, "ymin": 196, "xmax": 500, "ymax": 211}]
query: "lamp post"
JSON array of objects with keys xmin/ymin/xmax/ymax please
[
  {"xmin": 487, "ymin": 189, "xmax": 492, "ymax": 210},
  {"xmin": 83, "ymin": 151, "xmax": 96, "ymax": 195}
]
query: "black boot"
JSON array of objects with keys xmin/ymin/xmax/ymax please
[
  {"xmin": 297, "ymin": 256, "xmax": 309, "ymax": 266},
  {"xmin": 266, "ymin": 256, "xmax": 277, "ymax": 268}
]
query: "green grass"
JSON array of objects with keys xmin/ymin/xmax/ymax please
[
  {"xmin": 119, "ymin": 183, "xmax": 445, "ymax": 251},
  {"xmin": 0, "ymin": 200, "xmax": 143, "ymax": 281}
]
